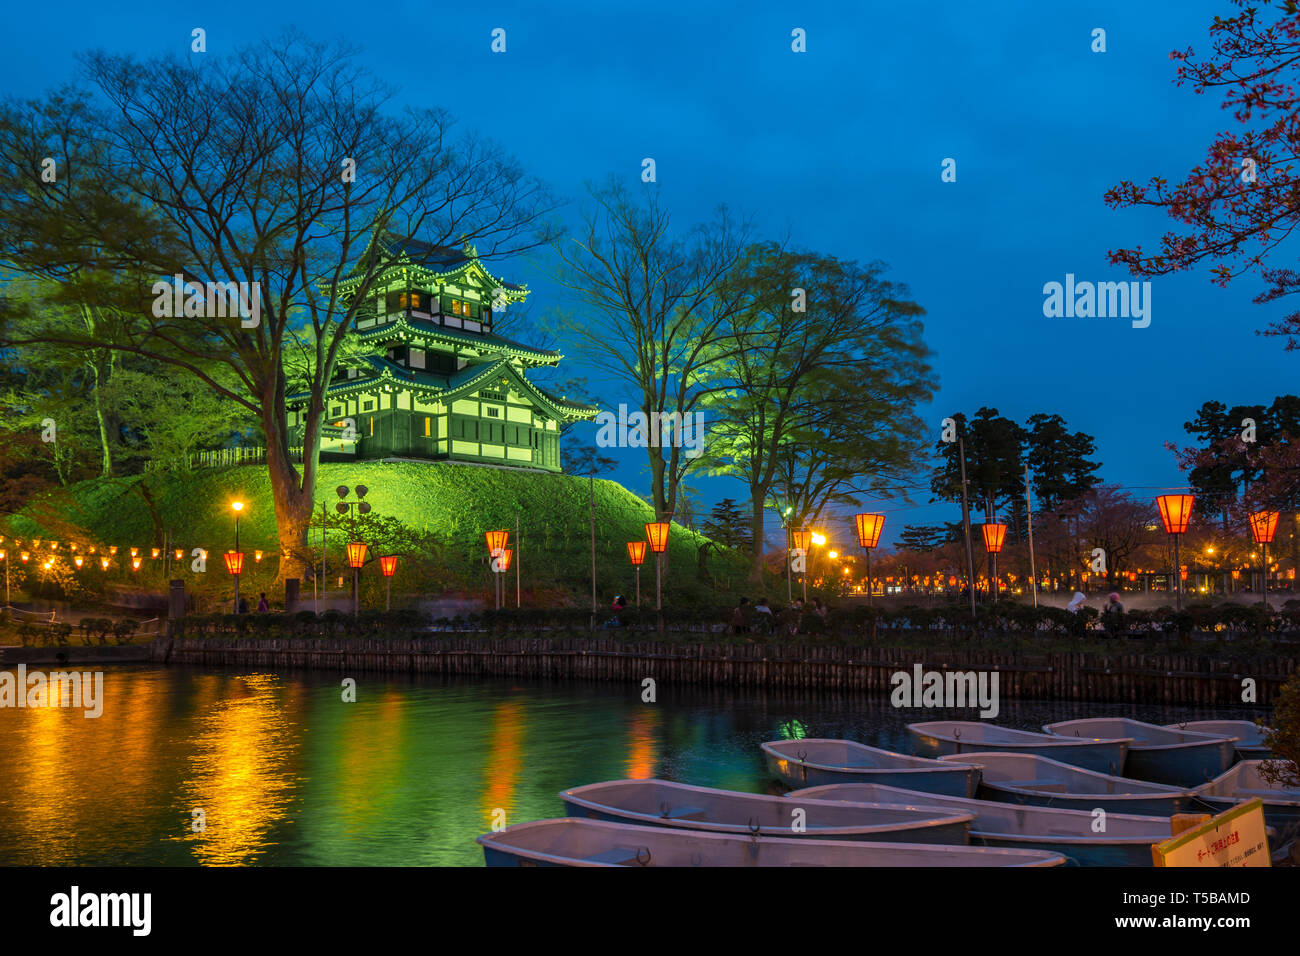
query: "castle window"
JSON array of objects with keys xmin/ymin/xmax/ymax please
[
  {"xmin": 486, "ymin": 407, "xmax": 500, "ymax": 418},
  {"xmin": 409, "ymin": 348, "xmax": 426, "ymax": 369},
  {"xmin": 363, "ymin": 400, "xmax": 374, "ymax": 412},
  {"xmin": 332, "ymin": 406, "xmax": 342, "ymax": 417},
  {"xmin": 399, "ymin": 292, "xmax": 421, "ymax": 310}
]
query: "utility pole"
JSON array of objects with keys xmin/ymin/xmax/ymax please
[
  {"xmin": 958, "ymin": 435, "xmax": 977, "ymax": 616},
  {"xmin": 589, "ymin": 473, "xmax": 596, "ymax": 628},
  {"xmin": 516, "ymin": 512, "xmax": 521, "ymax": 608},
  {"xmin": 1025, "ymin": 464, "xmax": 1038, "ymax": 608}
]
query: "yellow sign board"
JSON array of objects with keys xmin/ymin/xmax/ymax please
[{"xmin": 1152, "ymin": 798, "xmax": 1271, "ymax": 867}]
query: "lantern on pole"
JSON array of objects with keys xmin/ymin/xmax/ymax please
[
  {"xmin": 1155, "ymin": 494, "xmax": 1194, "ymax": 610},
  {"xmin": 854, "ymin": 513, "xmax": 885, "ymax": 606},
  {"xmin": 379, "ymin": 554, "xmax": 398, "ymax": 610},
  {"xmin": 346, "ymin": 541, "xmax": 368, "ymax": 616},
  {"xmin": 981, "ymin": 522, "xmax": 1008, "ymax": 604},
  {"xmin": 485, "ymin": 531, "xmax": 510, "ymax": 609},
  {"xmin": 645, "ymin": 521, "xmax": 671, "ymax": 614},
  {"xmin": 627, "ymin": 541, "xmax": 647, "ymax": 607},
  {"xmin": 1250, "ymin": 509, "xmax": 1280, "ymax": 608},
  {"xmin": 224, "ymin": 550, "xmax": 245, "ymax": 613},
  {"xmin": 74, "ymin": 556, "xmax": 84, "ymax": 569}
]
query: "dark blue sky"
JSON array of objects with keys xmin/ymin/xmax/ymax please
[{"xmin": 3, "ymin": 1, "xmax": 1289, "ymax": 549}]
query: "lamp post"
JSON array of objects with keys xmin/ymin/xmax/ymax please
[
  {"xmin": 1155, "ymin": 494, "xmax": 1194, "ymax": 611},
  {"xmin": 781, "ymin": 506, "xmax": 793, "ymax": 603},
  {"xmin": 853, "ymin": 513, "xmax": 885, "ymax": 607},
  {"xmin": 231, "ymin": 500, "xmax": 244, "ymax": 554},
  {"xmin": 791, "ymin": 530, "xmax": 811, "ymax": 602},
  {"xmin": 0, "ymin": 549, "xmax": 7, "ymax": 606},
  {"xmin": 486, "ymin": 530, "xmax": 509, "ymax": 610},
  {"xmin": 645, "ymin": 521, "xmax": 670, "ymax": 633},
  {"xmin": 1249, "ymin": 510, "xmax": 1279, "ymax": 610},
  {"xmin": 627, "ymin": 541, "xmax": 647, "ymax": 607},
  {"xmin": 379, "ymin": 555, "xmax": 398, "ymax": 611},
  {"xmin": 346, "ymin": 541, "xmax": 367, "ymax": 616},
  {"xmin": 223, "ymin": 550, "xmax": 245, "ymax": 614},
  {"xmin": 981, "ymin": 522, "xmax": 1007, "ymax": 604}
]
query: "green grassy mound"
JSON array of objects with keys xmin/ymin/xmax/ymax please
[{"xmin": 3, "ymin": 461, "xmax": 749, "ymax": 607}]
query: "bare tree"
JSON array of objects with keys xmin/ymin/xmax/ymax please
[{"xmin": 552, "ymin": 180, "xmax": 750, "ymax": 523}]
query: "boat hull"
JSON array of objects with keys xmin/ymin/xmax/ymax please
[
  {"xmin": 764, "ymin": 751, "xmax": 978, "ymax": 797},
  {"xmin": 909, "ymin": 727, "xmax": 1127, "ymax": 775},
  {"xmin": 560, "ymin": 780, "xmax": 972, "ymax": 845},
  {"xmin": 478, "ymin": 818, "xmax": 1066, "ymax": 867},
  {"xmin": 977, "ymin": 782, "xmax": 1194, "ymax": 817},
  {"xmin": 789, "ymin": 782, "xmax": 1171, "ymax": 867},
  {"xmin": 1122, "ymin": 739, "xmax": 1237, "ymax": 788}
]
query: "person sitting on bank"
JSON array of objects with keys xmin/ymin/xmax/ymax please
[
  {"xmin": 781, "ymin": 598, "xmax": 804, "ymax": 637},
  {"xmin": 257, "ymin": 592, "xmax": 270, "ymax": 613},
  {"xmin": 603, "ymin": 595, "xmax": 628, "ymax": 629},
  {"xmin": 752, "ymin": 597, "xmax": 775, "ymax": 634},
  {"xmin": 730, "ymin": 596, "xmax": 751, "ymax": 635},
  {"xmin": 1101, "ymin": 592, "xmax": 1125, "ymax": 637}
]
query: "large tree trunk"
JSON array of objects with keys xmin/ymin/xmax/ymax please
[
  {"xmin": 263, "ymin": 376, "xmax": 318, "ymax": 584},
  {"xmin": 749, "ymin": 488, "xmax": 767, "ymax": 584},
  {"xmin": 91, "ymin": 355, "xmax": 113, "ymax": 477}
]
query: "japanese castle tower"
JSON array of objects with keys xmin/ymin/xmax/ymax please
[{"xmin": 288, "ymin": 233, "xmax": 597, "ymax": 471}]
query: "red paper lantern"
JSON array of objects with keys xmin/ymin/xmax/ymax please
[
  {"xmin": 346, "ymin": 541, "xmax": 368, "ymax": 569},
  {"xmin": 854, "ymin": 513, "xmax": 885, "ymax": 550},
  {"xmin": 645, "ymin": 522, "xmax": 670, "ymax": 554},
  {"xmin": 379, "ymin": 555, "xmax": 398, "ymax": 577},
  {"xmin": 223, "ymin": 551, "xmax": 245, "ymax": 576},
  {"xmin": 627, "ymin": 541, "xmax": 647, "ymax": 566},
  {"xmin": 496, "ymin": 548, "xmax": 513, "ymax": 572},
  {"xmin": 485, "ymin": 530, "xmax": 509, "ymax": 557},
  {"xmin": 1127, "ymin": 571, "xmax": 1137, "ymax": 582},
  {"xmin": 1155, "ymin": 494, "xmax": 1194, "ymax": 535},
  {"xmin": 790, "ymin": 529, "xmax": 812, "ymax": 552},
  {"xmin": 981, "ymin": 523, "xmax": 1007, "ymax": 554},
  {"xmin": 1249, "ymin": 510, "xmax": 1280, "ymax": 545}
]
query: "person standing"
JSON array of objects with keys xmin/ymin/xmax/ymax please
[
  {"xmin": 257, "ymin": 592, "xmax": 269, "ymax": 613},
  {"xmin": 1101, "ymin": 592, "xmax": 1125, "ymax": 638}
]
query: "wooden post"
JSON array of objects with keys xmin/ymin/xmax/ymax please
[
  {"xmin": 1025, "ymin": 464, "xmax": 1038, "ymax": 608},
  {"xmin": 958, "ymin": 436, "xmax": 977, "ymax": 615}
]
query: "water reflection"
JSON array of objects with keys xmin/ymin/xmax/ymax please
[{"xmin": 0, "ymin": 664, "xmax": 1269, "ymax": 866}]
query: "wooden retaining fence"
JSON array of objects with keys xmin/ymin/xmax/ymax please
[{"xmin": 150, "ymin": 637, "xmax": 1298, "ymax": 705}]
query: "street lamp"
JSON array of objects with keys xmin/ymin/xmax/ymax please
[
  {"xmin": 981, "ymin": 522, "xmax": 1007, "ymax": 604},
  {"xmin": 346, "ymin": 541, "xmax": 367, "ymax": 616},
  {"xmin": 791, "ymin": 529, "xmax": 812, "ymax": 601},
  {"xmin": 1155, "ymin": 494, "xmax": 1194, "ymax": 611},
  {"xmin": 853, "ymin": 513, "xmax": 885, "ymax": 607},
  {"xmin": 645, "ymin": 521, "xmax": 670, "ymax": 617},
  {"xmin": 486, "ymin": 530, "xmax": 509, "ymax": 610},
  {"xmin": 223, "ymin": 550, "xmax": 245, "ymax": 613},
  {"xmin": 627, "ymin": 541, "xmax": 647, "ymax": 607},
  {"xmin": 231, "ymin": 500, "xmax": 244, "ymax": 554},
  {"xmin": 379, "ymin": 554, "xmax": 398, "ymax": 611},
  {"xmin": 1249, "ymin": 509, "xmax": 1279, "ymax": 609}
]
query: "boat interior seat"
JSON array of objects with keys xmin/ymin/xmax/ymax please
[
  {"xmin": 662, "ymin": 806, "xmax": 708, "ymax": 821},
  {"xmin": 1000, "ymin": 780, "xmax": 1068, "ymax": 792},
  {"xmin": 583, "ymin": 847, "xmax": 644, "ymax": 865}
]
